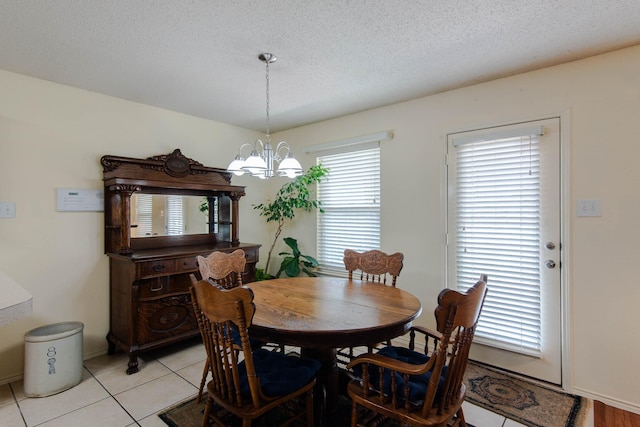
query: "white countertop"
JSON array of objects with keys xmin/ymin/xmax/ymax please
[{"xmin": 0, "ymin": 270, "xmax": 32, "ymax": 326}]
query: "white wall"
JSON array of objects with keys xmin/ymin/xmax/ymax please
[
  {"xmin": 1, "ymin": 43, "xmax": 640, "ymax": 413},
  {"xmin": 0, "ymin": 69, "xmax": 275, "ymax": 382},
  {"xmin": 277, "ymin": 45, "xmax": 640, "ymax": 412}
]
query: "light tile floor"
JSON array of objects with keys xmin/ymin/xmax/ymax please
[{"xmin": 0, "ymin": 339, "xmax": 591, "ymax": 427}]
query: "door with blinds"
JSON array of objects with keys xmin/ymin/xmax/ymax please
[{"xmin": 446, "ymin": 117, "xmax": 562, "ymax": 385}]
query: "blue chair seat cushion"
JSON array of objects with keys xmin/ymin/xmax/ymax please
[
  {"xmin": 224, "ymin": 325, "xmax": 264, "ymax": 350},
  {"xmin": 238, "ymin": 349, "xmax": 321, "ymax": 398},
  {"xmin": 353, "ymin": 346, "xmax": 447, "ymax": 404}
]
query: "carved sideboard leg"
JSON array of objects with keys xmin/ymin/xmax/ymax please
[{"xmin": 126, "ymin": 354, "xmax": 139, "ymax": 375}]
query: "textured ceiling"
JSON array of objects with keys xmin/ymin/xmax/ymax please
[{"xmin": 1, "ymin": 1, "xmax": 640, "ymax": 132}]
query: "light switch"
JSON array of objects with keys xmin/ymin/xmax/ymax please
[
  {"xmin": 0, "ymin": 201, "xmax": 16, "ymax": 218},
  {"xmin": 577, "ymin": 199, "xmax": 601, "ymax": 217}
]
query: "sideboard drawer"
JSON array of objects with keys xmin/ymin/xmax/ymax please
[
  {"xmin": 138, "ymin": 276, "xmax": 190, "ymax": 299},
  {"xmin": 175, "ymin": 256, "xmax": 198, "ymax": 273},
  {"xmin": 138, "ymin": 260, "xmax": 176, "ymax": 278},
  {"xmin": 243, "ymin": 247, "xmax": 258, "ymax": 263}
]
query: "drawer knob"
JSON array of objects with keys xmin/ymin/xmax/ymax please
[{"xmin": 152, "ymin": 265, "xmax": 165, "ymax": 272}]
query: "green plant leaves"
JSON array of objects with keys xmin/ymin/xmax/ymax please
[
  {"xmin": 253, "ymin": 165, "xmax": 329, "ymax": 225},
  {"xmin": 253, "ymin": 165, "xmax": 329, "ymax": 273},
  {"xmin": 275, "ymin": 237, "xmax": 319, "ymax": 278}
]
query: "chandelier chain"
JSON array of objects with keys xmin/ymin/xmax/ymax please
[{"xmin": 265, "ymin": 59, "xmax": 270, "ymax": 142}]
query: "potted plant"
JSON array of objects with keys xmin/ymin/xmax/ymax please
[
  {"xmin": 275, "ymin": 237, "xmax": 319, "ymax": 277},
  {"xmin": 253, "ymin": 164, "xmax": 329, "ymax": 277}
]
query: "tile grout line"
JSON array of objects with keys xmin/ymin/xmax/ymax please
[
  {"xmin": 8, "ymin": 382, "xmax": 28, "ymax": 427},
  {"xmin": 14, "ymin": 365, "xmax": 138, "ymax": 427},
  {"xmin": 83, "ymin": 363, "xmax": 142, "ymax": 426},
  {"xmin": 109, "ymin": 353, "xmax": 201, "ymax": 424}
]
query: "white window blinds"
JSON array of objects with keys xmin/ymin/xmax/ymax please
[
  {"xmin": 451, "ymin": 131, "xmax": 543, "ymax": 356},
  {"xmin": 317, "ymin": 147, "xmax": 380, "ymax": 274},
  {"xmin": 133, "ymin": 193, "xmax": 152, "ymax": 237},
  {"xmin": 166, "ymin": 195, "xmax": 184, "ymax": 236}
]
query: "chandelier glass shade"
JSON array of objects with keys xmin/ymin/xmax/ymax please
[{"xmin": 227, "ymin": 53, "xmax": 303, "ymax": 179}]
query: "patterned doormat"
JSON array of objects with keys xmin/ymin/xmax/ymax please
[{"xmin": 464, "ymin": 361, "xmax": 590, "ymax": 427}]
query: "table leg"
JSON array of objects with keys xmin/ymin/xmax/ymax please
[{"xmin": 301, "ymin": 347, "xmax": 338, "ymax": 426}]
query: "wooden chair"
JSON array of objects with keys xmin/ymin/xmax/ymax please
[
  {"xmin": 343, "ymin": 249, "xmax": 404, "ymax": 287},
  {"xmin": 193, "ymin": 250, "xmax": 247, "ymax": 403},
  {"xmin": 194, "ymin": 249, "xmax": 283, "ymax": 403},
  {"xmin": 190, "ymin": 279, "xmax": 320, "ymax": 427},
  {"xmin": 346, "ymin": 275, "xmax": 488, "ymax": 427},
  {"xmin": 196, "ymin": 249, "xmax": 246, "ymax": 289},
  {"xmin": 341, "ymin": 249, "xmax": 404, "ymax": 363}
]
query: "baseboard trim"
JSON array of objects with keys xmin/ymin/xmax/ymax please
[
  {"xmin": 0, "ymin": 373, "xmax": 23, "ymax": 386},
  {"xmin": 565, "ymin": 387, "xmax": 639, "ymax": 415}
]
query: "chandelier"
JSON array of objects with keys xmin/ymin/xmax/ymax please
[{"xmin": 227, "ymin": 53, "xmax": 303, "ymax": 179}]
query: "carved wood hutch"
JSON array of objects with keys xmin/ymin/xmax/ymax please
[{"xmin": 102, "ymin": 149, "xmax": 260, "ymax": 374}]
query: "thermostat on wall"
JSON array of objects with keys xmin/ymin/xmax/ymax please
[{"xmin": 56, "ymin": 188, "xmax": 104, "ymax": 212}]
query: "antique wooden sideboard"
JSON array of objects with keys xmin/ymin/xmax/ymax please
[{"xmin": 101, "ymin": 149, "xmax": 260, "ymax": 374}]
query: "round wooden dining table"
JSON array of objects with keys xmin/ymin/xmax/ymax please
[{"xmin": 248, "ymin": 276, "xmax": 422, "ymax": 421}]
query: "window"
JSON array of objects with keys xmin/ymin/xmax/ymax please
[
  {"xmin": 316, "ymin": 146, "xmax": 380, "ymax": 274},
  {"xmin": 132, "ymin": 193, "xmax": 152, "ymax": 237},
  {"xmin": 210, "ymin": 196, "xmax": 219, "ymax": 234},
  {"xmin": 166, "ymin": 195, "xmax": 184, "ymax": 235}
]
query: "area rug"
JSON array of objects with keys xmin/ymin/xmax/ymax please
[
  {"xmin": 159, "ymin": 393, "xmax": 404, "ymax": 427},
  {"xmin": 464, "ymin": 361, "xmax": 590, "ymax": 427},
  {"xmin": 158, "ymin": 362, "xmax": 587, "ymax": 427}
]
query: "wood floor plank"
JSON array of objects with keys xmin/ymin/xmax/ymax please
[{"xmin": 594, "ymin": 400, "xmax": 640, "ymax": 427}]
